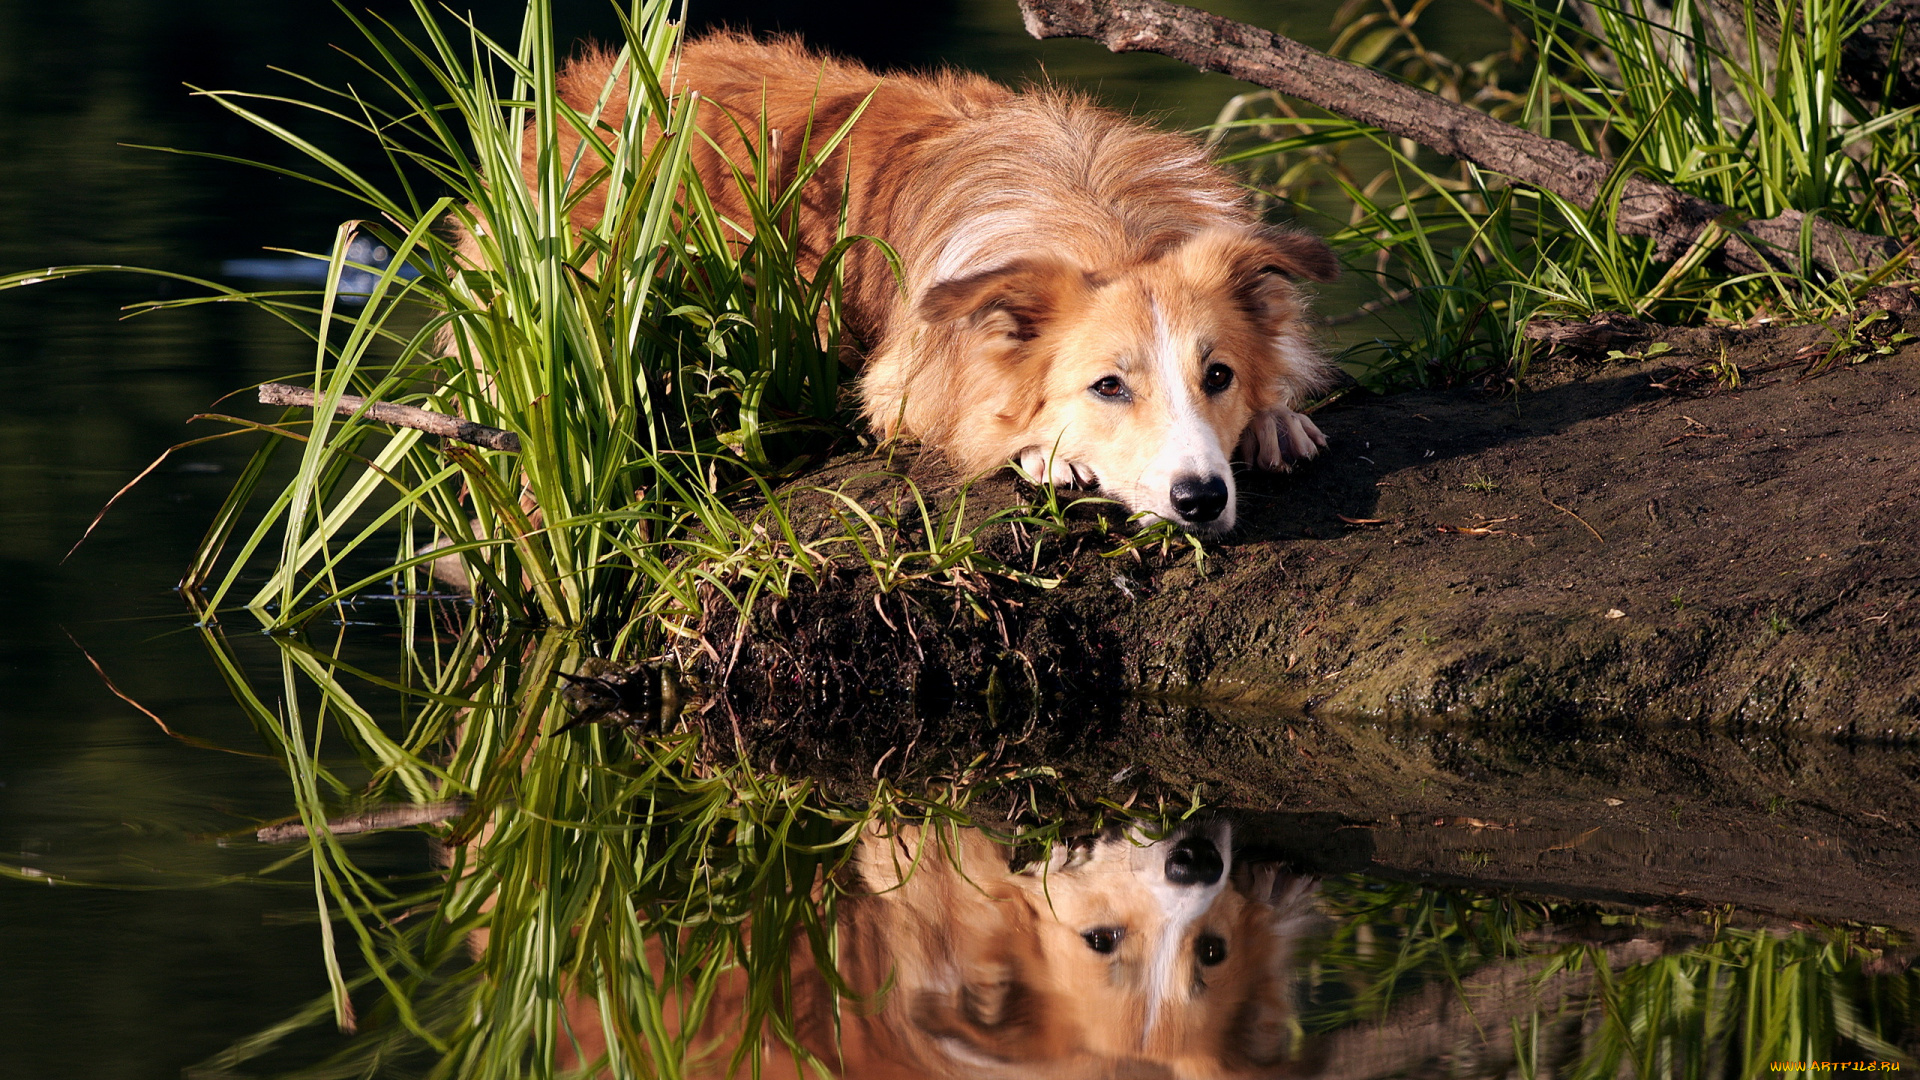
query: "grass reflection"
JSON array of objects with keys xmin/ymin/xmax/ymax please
[
  {"xmin": 1301, "ymin": 879, "xmax": 1916, "ymax": 1079},
  {"xmin": 193, "ymin": 600, "xmax": 1176, "ymax": 1078}
]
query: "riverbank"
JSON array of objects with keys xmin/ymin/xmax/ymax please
[{"xmin": 708, "ymin": 305, "xmax": 1920, "ymax": 742}]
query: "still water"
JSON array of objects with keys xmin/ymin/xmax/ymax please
[{"xmin": 1, "ymin": 1, "xmax": 1914, "ymax": 1076}]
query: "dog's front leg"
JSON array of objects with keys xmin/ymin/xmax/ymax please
[
  {"xmin": 1239, "ymin": 406, "xmax": 1328, "ymax": 471},
  {"xmin": 1016, "ymin": 446, "xmax": 1096, "ymax": 487}
]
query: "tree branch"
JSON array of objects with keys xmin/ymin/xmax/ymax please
[
  {"xmin": 259, "ymin": 383, "xmax": 521, "ymax": 453},
  {"xmin": 256, "ymin": 799, "xmax": 471, "ymax": 844},
  {"xmin": 1018, "ymin": 0, "xmax": 1903, "ymax": 279}
]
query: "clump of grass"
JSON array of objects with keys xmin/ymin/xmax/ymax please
[
  {"xmin": 1212, "ymin": 0, "xmax": 1917, "ymax": 392},
  {"xmin": 0, "ymin": 0, "xmax": 902, "ymax": 645},
  {"xmin": 193, "ymin": 0, "xmax": 871, "ymax": 639}
]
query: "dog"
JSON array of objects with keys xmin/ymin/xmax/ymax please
[
  {"xmin": 532, "ymin": 35, "xmax": 1339, "ymax": 532},
  {"xmin": 552, "ymin": 819, "xmax": 1317, "ymax": 1078},
  {"xmin": 834, "ymin": 819, "xmax": 1320, "ymax": 1078}
]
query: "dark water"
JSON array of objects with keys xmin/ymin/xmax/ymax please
[{"xmin": 2, "ymin": 2, "xmax": 1912, "ymax": 1077}]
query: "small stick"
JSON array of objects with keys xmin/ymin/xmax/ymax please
[
  {"xmin": 1542, "ymin": 488, "xmax": 1605, "ymax": 542},
  {"xmin": 256, "ymin": 799, "xmax": 471, "ymax": 844},
  {"xmin": 259, "ymin": 383, "xmax": 520, "ymax": 453}
]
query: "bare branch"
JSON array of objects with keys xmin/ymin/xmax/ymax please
[
  {"xmin": 256, "ymin": 799, "xmax": 471, "ymax": 844},
  {"xmin": 1018, "ymin": 0, "xmax": 1903, "ymax": 279},
  {"xmin": 259, "ymin": 383, "xmax": 520, "ymax": 453}
]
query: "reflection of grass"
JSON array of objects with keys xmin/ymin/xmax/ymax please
[
  {"xmin": 1302, "ymin": 877, "xmax": 1918, "ymax": 1077},
  {"xmin": 1582, "ymin": 928, "xmax": 1915, "ymax": 1079},
  {"xmin": 198, "ymin": 603, "xmax": 1161, "ymax": 1076}
]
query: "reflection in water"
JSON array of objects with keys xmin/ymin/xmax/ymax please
[
  {"xmin": 185, "ymin": 617, "xmax": 1918, "ymax": 1078},
  {"xmin": 548, "ymin": 819, "xmax": 1317, "ymax": 1078}
]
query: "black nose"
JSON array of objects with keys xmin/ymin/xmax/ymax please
[
  {"xmin": 1164, "ymin": 837, "xmax": 1223, "ymax": 886},
  {"xmin": 1169, "ymin": 474, "xmax": 1228, "ymax": 524}
]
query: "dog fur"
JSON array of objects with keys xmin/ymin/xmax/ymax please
[
  {"xmin": 531, "ymin": 35, "xmax": 1338, "ymax": 531},
  {"xmin": 555, "ymin": 820, "xmax": 1316, "ymax": 1078}
]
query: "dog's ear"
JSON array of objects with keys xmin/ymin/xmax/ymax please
[
  {"xmin": 1225, "ymin": 868, "xmax": 1320, "ymax": 1068},
  {"xmin": 1252, "ymin": 227, "xmax": 1340, "ymax": 283},
  {"xmin": 1224, "ymin": 229, "xmax": 1337, "ymax": 332},
  {"xmin": 918, "ymin": 258, "xmax": 1089, "ymax": 342},
  {"xmin": 910, "ymin": 975, "xmax": 1049, "ymax": 1062}
]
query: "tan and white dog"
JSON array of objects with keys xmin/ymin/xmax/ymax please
[
  {"xmin": 829, "ymin": 819, "xmax": 1319, "ymax": 1078},
  {"xmin": 568, "ymin": 819, "xmax": 1318, "ymax": 1078},
  {"xmin": 538, "ymin": 36, "xmax": 1339, "ymax": 532}
]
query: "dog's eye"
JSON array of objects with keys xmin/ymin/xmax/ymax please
[
  {"xmin": 1090, "ymin": 375, "xmax": 1128, "ymax": 399},
  {"xmin": 1082, "ymin": 927, "xmax": 1123, "ymax": 954},
  {"xmin": 1196, "ymin": 933, "xmax": 1228, "ymax": 966},
  {"xmin": 1203, "ymin": 363, "xmax": 1235, "ymax": 392}
]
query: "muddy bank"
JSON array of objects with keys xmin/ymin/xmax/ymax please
[{"xmin": 711, "ymin": 310, "xmax": 1920, "ymax": 740}]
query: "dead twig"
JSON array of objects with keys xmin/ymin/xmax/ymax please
[
  {"xmin": 1541, "ymin": 489, "xmax": 1605, "ymax": 541},
  {"xmin": 260, "ymin": 383, "xmax": 521, "ymax": 453},
  {"xmin": 256, "ymin": 799, "xmax": 471, "ymax": 844}
]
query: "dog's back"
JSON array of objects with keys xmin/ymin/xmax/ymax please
[{"xmin": 546, "ymin": 36, "xmax": 1252, "ymax": 361}]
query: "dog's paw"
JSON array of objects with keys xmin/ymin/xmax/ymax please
[
  {"xmin": 1015, "ymin": 447, "xmax": 1097, "ymax": 487},
  {"xmin": 1239, "ymin": 406, "xmax": 1328, "ymax": 471}
]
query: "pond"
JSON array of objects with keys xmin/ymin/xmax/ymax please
[{"xmin": 1, "ymin": 1, "xmax": 1914, "ymax": 1077}]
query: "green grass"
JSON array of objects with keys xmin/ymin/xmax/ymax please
[
  {"xmin": 6, "ymin": 0, "xmax": 924, "ymax": 645},
  {"xmin": 1214, "ymin": 0, "xmax": 1917, "ymax": 392}
]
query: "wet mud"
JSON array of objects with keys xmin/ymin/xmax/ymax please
[{"xmin": 695, "ymin": 309, "xmax": 1920, "ymax": 932}]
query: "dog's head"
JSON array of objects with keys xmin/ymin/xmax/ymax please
[
  {"xmin": 919, "ymin": 226, "xmax": 1337, "ymax": 532},
  {"xmin": 1008, "ymin": 821, "xmax": 1318, "ymax": 1076},
  {"xmin": 847, "ymin": 820, "xmax": 1316, "ymax": 1078}
]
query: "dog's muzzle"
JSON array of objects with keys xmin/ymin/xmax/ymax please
[
  {"xmin": 1164, "ymin": 836, "xmax": 1224, "ymax": 886},
  {"xmin": 1169, "ymin": 474, "xmax": 1229, "ymax": 525}
]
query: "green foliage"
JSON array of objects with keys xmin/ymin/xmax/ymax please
[
  {"xmin": 1214, "ymin": 0, "xmax": 1917, "ymax": 392},
  {"xmin": 0, "ymin": 0, "xmax": 887, "ymax": 642}
]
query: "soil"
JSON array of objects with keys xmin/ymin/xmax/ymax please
[{"xmin": 691, "ymin": 305, "xmax": 1920, "ymax": 932}]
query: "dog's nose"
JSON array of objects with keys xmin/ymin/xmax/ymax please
[
  {"xmin": 1164, "ymin": 837, "xmax": 1223, "ymax": 886},
  {"xmin": 1169, "ymin": 474, "xmax": 1229, "ymax": 524}
]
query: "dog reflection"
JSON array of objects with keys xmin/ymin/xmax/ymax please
[{"xmin": 688, "ymin": 820, "xmax": 1317, "ymax": 1079}]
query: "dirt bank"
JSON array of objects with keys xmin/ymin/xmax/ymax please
[{"xmin": 712, "ymin": 308, "xmax": 1920, "ymax": 741}]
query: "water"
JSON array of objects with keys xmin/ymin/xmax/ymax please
[{"xmin": 2, "ymin": 1, "xmax": 1913, "ymax": 1076}]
